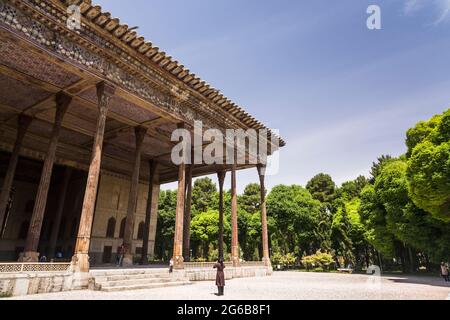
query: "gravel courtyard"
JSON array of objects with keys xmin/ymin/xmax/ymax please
[{"xmin": 7, "ymin": 272, "xmax": 450, "ymax": 300}]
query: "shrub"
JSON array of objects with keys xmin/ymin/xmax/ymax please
[
  {"xmin": 193, "ymin": 257, "xmax": 207, "ymax": 263},
  {"xmin": 271, "ymin": 252, "xmax": 297, "ymax": 269},
  {"xmin": 301, "ymin": 251, "xmax": 335, "ymax": 271}
]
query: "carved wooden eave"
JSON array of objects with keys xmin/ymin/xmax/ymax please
[
  {"xmin": 54, "ymin": 0, "xmax": 284, "ymax": 148},
  {"xmin": 0, "ymin": 0, "xmax": 285, "ymax": 184}
]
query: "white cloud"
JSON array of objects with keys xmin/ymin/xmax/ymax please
[
  {"xmin": 434, "ymin": 0, "xmax": 450, "ymax": 24},
  {"xmin": 404, "ymin": 0, "xmax": 450, "ymax": 24},
  {"xmin": 404, "ymin": 0, "xmax": 426, "ymax": 15}
]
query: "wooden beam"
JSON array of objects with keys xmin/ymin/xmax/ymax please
[
  {"xmin": 0, "ymin": 63, "xmax": 97, "ymax": 121},
  {"xmin": 0, "ymin": 64, "xmax": 59, "ymax": 94}
]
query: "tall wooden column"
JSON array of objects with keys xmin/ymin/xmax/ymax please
[
  {"xmin": 217, "ymin": 170, "xmax": 226, "ymax": 260},
  {"xmin": 173, "ymin": 163, "xmax": 186, "ymax": 269},
  {"xmin": 257, "ymin": 165, "xmax": 271, "ymax": 266},
  {"xmin": 72, "ymin": 82, "xmax": 115, "ymax": 273},
  {"xmin": 48, "ymin": 167, "xmax": 72, "ymax": 259},
  {"xmin": 141, "ymin": 160, "xmax": 160, "ymax": 265},
  {"xmin": 182, "ymin": 164, "xmax": 193, "ymax": 262},
  {"xmin": 123, "ymin": 126, "xmax": 148, "ymax": 266},
  {"xmin": 21, "ymin": 93, "xmax": 71, "ymax": 262},
  {"xmin": 231, "ymin": 149, "xmax": 240, "ymax": 267},
  {"xmin": 0, "ymin": 115, "xmax": 32, "ymax": 236},
  {"xmin": 173, "ymin": 123, "xmax": 187, "ymax": 269}
]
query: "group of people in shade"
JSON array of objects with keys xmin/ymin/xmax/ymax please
[{"xmin": 441, "ymin": 262, "xmax": 449, "ymax": 282}]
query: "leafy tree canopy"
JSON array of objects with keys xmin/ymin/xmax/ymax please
[
  {"xmin": 306, "ymin": 173, "xmax": 336, "ymax": 206},
  {"xmin": 369, "ymin": 155, "xmax": 393, "ymax": 183},
  {"xmin": 192, "ymin": 177, "xmax": 217, "ymax": 215},
  {"xmin": 267, "ymin": 185, "xmax": 322, "ymax": 256},
  {"xmin": 406, "ymin": 109, "xmax": 450, "ymax": 221}
]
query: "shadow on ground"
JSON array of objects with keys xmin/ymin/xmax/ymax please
[{"xmin": 385, "ymin": 274, "xmax": 450, "ymax": 289}]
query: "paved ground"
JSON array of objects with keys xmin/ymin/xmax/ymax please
[{"xmin": 7, "ymin": 272, "xmax": 450, "ymax": 300}]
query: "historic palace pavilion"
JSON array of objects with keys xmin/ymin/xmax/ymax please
[{"xmin": 0, "ymin": 0, "xmax": 285, "ymax": 294}]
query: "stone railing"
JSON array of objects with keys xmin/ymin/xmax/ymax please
[
  {"xmin": 184, "ymin": 262, "xmax": 233, "ymax": 269},
  {"xmin": 240, "ymin": 261, "xmax": 267, "ymax": 267},
  {"xmin": 0, "ymin": 262, "xmax": 72, "ymax": 274},
  {"xmin": 184, "ymin": 261, "xmax": 267, "ymax": 269}
]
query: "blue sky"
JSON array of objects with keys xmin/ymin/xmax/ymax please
[{"xmin": 96, "ymin": 0, "xmax": 450, "ymax": 192}]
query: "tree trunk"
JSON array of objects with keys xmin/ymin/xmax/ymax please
[{"xmin": 203, "ymin": 243, "xmax": 209, "ymax": 260}]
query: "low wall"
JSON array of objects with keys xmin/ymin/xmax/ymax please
[
  {"xmin": 0, "ymin": 265, "xmax": 273, "ymax": 297},
  {"xmin": 185, "ymin": 266, "xmax": 273, "ymax": 282},
  {"xmin": 0, "ymin": 272, "xmax": 73, "ymax": 297}
]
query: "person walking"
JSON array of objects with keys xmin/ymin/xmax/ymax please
[
  {"xmin": 169, "ymin": 258, "xmax": 174, "ymax": 273},
  {"xmin": 213, "ymin": 258, "xmax": 226, "ymax": 296},
  {"xmin": 116, "ymin": 244, "xmax": 124, "ymax": 267},
  {"xmin": 441, "ymin": 262, "xmax": 449, "ymax": 282}
]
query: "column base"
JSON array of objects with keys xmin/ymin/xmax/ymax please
[
  {"xmin": 262, "ymin": 257, "xmax": 272, "ymax": 267},
  {"xmin": 18, "ymin": 251, "xmax": 39, "ymax": 262},
  {"xmin": 71, "ymin": 253, "xmax": 90, "ymax": 273},
  {"xmin": 122, "ymin": 254, "xmax": 134, "ymax": 267},
  {"xmin": 173, "ymin": 255, "xmax": 184, "ymax": 270},
  {"xmin": 71, "ymin": 271, "xmax": 91, "ymax": 290},
  {"xmin": 232, "ymin": 256, "xmax": 240, "ymax": 268}
]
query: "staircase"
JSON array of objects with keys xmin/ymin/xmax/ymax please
[{"xmin": 89, "ymin": 268, "xmax": 191, "ymax": 292}]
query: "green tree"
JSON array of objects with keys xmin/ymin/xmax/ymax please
[
  {"xmin": 375, "ymin": 159, "xmax": 450, "ymax": 263},
  {"xmin": 359, "ymin": 184, "xmax": 396, "ymax": 258},
  {"xmin": 336, "ymin": 176, "xmax": 368, "ymax": 201},
  {"xmin": 267, "ymin": 185, "xmax": 322, "ymax": 256},
  {"xmin": 369, "ymin": 155, "xmax": 392, "ymax": 183},
  {"xmin": 237, "ymin": 208, "xmax": 262, "ymax": 260},
  {"xmin": 331, "ymin": 197, "xmax": 368, "ymax": 267},
  {"xmin": 406, "ymin": 109, "xmax": 450, "ymax": 221},
  {"xmin": 236, "ymin": 184, "xmax": 263, "ymax": 260},
  {"xmin": 239, "ymin": 183, "xmax": 261, "ymax": 214},
  {"xmin": 306, "ymin": 173, "xmax": 336, "ymax": 208},
  {"xmin": 190, "ymin": 209, "xmax": 231, "ymax": 259},
  {"xmin": 192, "ymin": 177, "xmax": 218, "ymax": 215},
  {"xmin": 155, "ymin": 190, "xmax": 177, "ymax": 260}
]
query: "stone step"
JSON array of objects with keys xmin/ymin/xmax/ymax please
[
  {"xmin": 98, "ymin": 277, "xmax": 186, "ymax": 287},
  {"xmin": 96, "ymin": 273, "xmax": 172, "ymax": 282},
  {"xmin": 101, "ymin": 280, "xmax": 192, "ymax": 292},
  {"xmin": 90, "ymin": 269, "xmax": 171, "ymax": 277}
]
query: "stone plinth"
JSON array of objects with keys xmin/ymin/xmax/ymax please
[{"xmin": 0, "ymin": 272, "xmax": 73, "ymax": 297}]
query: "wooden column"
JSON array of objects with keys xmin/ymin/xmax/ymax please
[
  {"xmin": 217, "ymin": 170, "xmax": 226, "ymax": 260},
  {"xmin": 141, "ymin": 160, "xmax": 160, "ymax": 265},
  {"xmin": 48, "ymin": 168, "xmax": 73, "ymax": 259},
  {"xmin": 123, "ymin": 126, "xmax": 148, "ymax": 266},
  {"xmin": 182, "ymin": 164, "xmax": 193, "ymax": 262},
  {"xmin": 172, "ymin": 163, "xmax": 186, "ymax": 269},
  {"xmin": 173, "ymin": 123, "xmax": 187, "ymax": 269},
  {"xmin": 72, "ymin": 82, "xmax": 115, "ymax": 273},
  {"xmin": 20, "ymin": 93, "xmax": 71, "ymax": 262},
  {"xmin": 0, "ymin": 115, "xmax": 32, "ymax": 236},
  {"xmin": 257, "ymin": 165, "xmax": 271, "ymax": 266},
  {"xmin": 231, "ymin": 148, "xmax": 240, "ymax": 267}
]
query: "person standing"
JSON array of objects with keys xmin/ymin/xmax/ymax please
[
  {"xmin": 169, "ymin": 258, "xmax": 174, "ymax": 273},
  {"xmin": 214, "ymin": 258, "xmax": 226, "ymax": 296},
  {"xmin": 441, "ymin": 262, "xmax": 449, "ymax": 282},
  {"xmin": 116, "ymin": 244, "xmax": 124, "ymax": 267}
]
